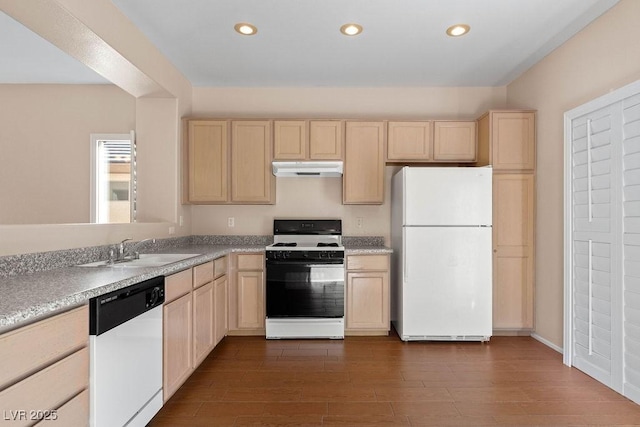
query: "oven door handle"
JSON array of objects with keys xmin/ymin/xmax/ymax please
[{"xmin": 266, "ymin": 259, "xmax": 344, "ymax": 266}]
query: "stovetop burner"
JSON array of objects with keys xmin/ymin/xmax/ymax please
[{"xmin": 267, "ymin": 219, "xmax": 344, "ymax": 253}]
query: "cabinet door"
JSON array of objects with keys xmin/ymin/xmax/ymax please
[
  {"xmin": 309, "ymin": 120, "xmax": 343, "ymax": 160},
  {"xmin": 387, "ymin": 121, "xmax": 432, "ymax": 161},
  {"xmin": 346, "ymin": 272, "xmax": 389, "ymax": 330},
  {"xmin": 493, "ymin": 173, "xmax": 535, "ymax": 330},
  {"xmin": 214, "ymin": 256, "xmax": 228, "ymax": 279},
  {"xmin": 274, "ymin": 120, "xmax": 307, "ymax": 160},
  {"xmin": 187, "ymin": 120, "xmax": 228, "ymax": 203},
  {"xmin": 433, "ymin": 121, "xmax": 477, "ymax": 162},
  {"xmin": 214, "ymin": 275, "xmax": 228, "ymax": 345},
  {"xmin": 163, "ymin": 293, "xmax": 192, "ymax": 401},
  {"xmin": 236, "ymin": 270, "xmax": 265, "ymax": 329},
  {"xmin": 231, "ymin": 121, "xmax": 274, "ymax": 203},
  {"xmin": 343, "ymin": 121, "xmax": 385, "ymax": 204},
  {"xmin": 193, "ymin": 282, "xmax": 215, "ymax": 367},
  {"xmin": 491, "ymin": 112, "xmax": 536, "ymax": 171}
]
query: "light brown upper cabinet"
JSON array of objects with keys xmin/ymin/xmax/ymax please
[
  {"xmin": 387, "ymin": 121, "xmax": 432, "ymax": 162},
  {"xmin": 309, "ymin": 120, "xmax": 343, "ymax": 160},
  {"xmin": 231, "ymin": 120, "xmax": 275, "ymax": 204},
  {"xmin": 343, "ymin": 121, "xmax": 385, "ymax": 204},
  {"xmin": 433, "ymin": 121, "xmax": 477, "ymax": 162},
  {"xmin": 273, "ymin": 120, "xmax": 343, "ymax": 160},
  {"xmin": 273, "ymin": 120, "xmax": 307, "ymax": 160},
  {"xmin": 477, "ymin": 110, "xmax": 536, "ymax": 171},
  {"xmin": 184, "ymin": 119, "xmax": 274, "ymax": 204},
  {"xmin": 186, "ymin": 120, "xmax": 228, "ymax": 203}
]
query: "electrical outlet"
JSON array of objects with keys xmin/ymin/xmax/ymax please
[
  {"xmin": 168, "ymin": 226, "xmax": 175, "ymax": 235},
  {"xmin": 228, "ymin": 217, "xmax": 235, "ymax": 227},
  {"xmin": 179, "ymin": 215, "xmax": 184, "ymax": 226},
  {"xmin": 356, "ymin": 217, "xmax": 364, "ymax": 228}
]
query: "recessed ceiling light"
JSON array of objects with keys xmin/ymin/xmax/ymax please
[
  {"xmin": 446, "ymin": 24, "xmax": 470, "ymax": 37},
  {"xmin": 234, "ymin": 23, "xmax": 257, "ymax": 36},
  {"xmin": 340, "ymin": 23, "xmax": 363, "ymax": 36}
]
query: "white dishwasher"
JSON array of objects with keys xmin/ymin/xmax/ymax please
[{"xmin": 89, "ymin": 276, "xmax": 165, "ymax": 427}]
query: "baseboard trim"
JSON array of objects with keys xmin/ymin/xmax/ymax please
[
  {"xmin": 531, "ymin": 333, "xmax": 564, "ymax": 354},
  {"xmin": 492, "ymin": 329, "xmax": 532, "ymax": 336}
]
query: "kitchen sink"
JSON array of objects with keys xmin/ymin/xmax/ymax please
[{"xmin": 78, "ymin": 253, "xmax": 202, "ymax": 268}]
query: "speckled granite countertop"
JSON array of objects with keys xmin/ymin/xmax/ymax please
[
  {"xmin": 0, "ymin": 242, "xmax": 391, "ymax": 333},
  {"xmin": 0, "ymin": 245, "xmax": 261, "ymax": 333},
  {"xmin": 345, "ymin": 247, "xmax": 393, "ymax": 255}
]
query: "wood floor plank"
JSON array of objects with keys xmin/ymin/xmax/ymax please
[{"xmin": 149, "ymin": 334, "xmax": 640, "ymax": 426}]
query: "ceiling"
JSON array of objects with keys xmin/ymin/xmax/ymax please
[
  {"xmin": 1, "ymin": 0, "xmax": 620, "ymax": 87},
  {"xmin": 0, "ymin": 11, "xmax": 107, "ymax": 84}
]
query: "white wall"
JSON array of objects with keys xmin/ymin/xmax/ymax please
[
  {"xmin": 506, "ymin": 0, "xmax": 640, "ymax": 348},
  {"xmin": 0, "ymin": 84, "xmax": 135, "ymax": 224},
  {"xmin": 0, "ymin": 0, "xmax": 193, "ymax": 256},
  {"xmin": 193, "ymin": 87, "xmax": 506, "ymax": 120}
]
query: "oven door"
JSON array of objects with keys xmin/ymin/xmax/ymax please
[{"xmin": 266, "ymin": 259, "xmax": 344, "ymax": 318}]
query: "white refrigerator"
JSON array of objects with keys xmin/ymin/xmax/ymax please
[{"xmin": 391, "ymin": 166, "xmax": 492, "ymax": 341}]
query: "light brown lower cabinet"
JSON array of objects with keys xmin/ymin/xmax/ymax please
[
  {"xmin": 214, "ymin": 275, "xmax": 228, "ymax": 345},
  {"xmin": 34, "ymin": 388, "xmax": 89, "ymax": 426},
  {"xmin": 192, "ymin": 261, "xmax": 215, "ymax": 367},
  {"xmin": 229, "ymin": 253, "xmax": 265, "ymax": 335},
  {"xmin": 163, "ymin": 257, "xmax": 228, "ymax": 401},
  {"xmin": 0, "ymin": 305, "xmax": 89, "ymax": 427},
  {"xmin": 163, "ymin": 287, "xmax": 193, "ymax": 401},
  {"xmin": 236, "ymin": 270, "xmax": 265, "ymax": 330},
  {"xmin": 193, "ymin": 281, "xmax": 215, "ymax": 366},
  {"xmin": 492, "ymin": 173, "xmax": 535, "ymax": 332},
  {"xmin": 345, "ymin": 255, "xmax": 390, "ymax": 335}
]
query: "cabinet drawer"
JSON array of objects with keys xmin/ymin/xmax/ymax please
[
  {"xmin": 0, "ymin": 305, "xmax": 88, "ymax": 390},
  {"xmin": 165, "ymin": 269, "xmax": 193, "ymax": 303},
  {"xmin": 237, "ymin": 254, "xmax": 264, "ymax": 271},
  {"xmin": 214, "ymin": 256, "xmax": 228, "ymax": 279},
  {"xmin": 0, "ymin": 347, "xmax": 89, "ymax": 427},
  {"xmin": 194, "ymin": 261, "xmax": 214, "ymax": 288},
  {"xmin": 347, "ymin": 255, "xmax": 389, "ymax": 271},
  {"xmin": 34, "ymin": 388, "xmax": 89, "ymax": 427}
]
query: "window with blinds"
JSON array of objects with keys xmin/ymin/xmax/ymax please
[{"xmin": 90, "ymin": 133, "xmax": 135, "ymax": 224}]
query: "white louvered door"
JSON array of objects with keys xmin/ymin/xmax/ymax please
[
  {"xmin": 622, "ymin": 93, "xmax": 640, "ymax": 402},
  {"xmin": 567, "ymin": 80, "xmax": 640, "ymax": 405},
  {"xmin": 570, "ymin": 103, "xmax": 623, "ymax": 392}
]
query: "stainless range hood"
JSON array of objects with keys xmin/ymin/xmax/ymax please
[{"xmin": 272, "ymin": 161, "xmax": 343, "ymax": 177}]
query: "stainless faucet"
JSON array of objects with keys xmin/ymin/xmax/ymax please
[
  {"xmin": 123, "ymin": 238, "xmax": 157, "ymax": 260},
  {"xmin": 116, "ymin": 238, "xmax": 132, "ymax": 261}
]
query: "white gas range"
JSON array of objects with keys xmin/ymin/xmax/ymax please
[{"xmin": 265, "ymin": 219, "xmax": 345, "ymax": 339}]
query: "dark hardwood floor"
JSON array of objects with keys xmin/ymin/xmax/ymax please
[{"xmin": 149, "ymin": 331, "xmax": 640, "ymax": 426}]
